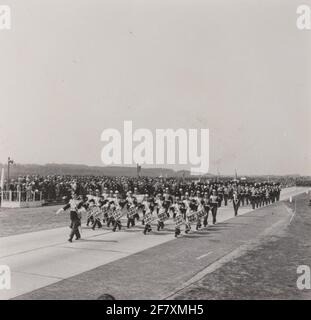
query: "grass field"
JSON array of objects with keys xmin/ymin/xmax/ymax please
[{"xmin": 0, "ymin": 205, "xmax": 67, "ymax": 237}]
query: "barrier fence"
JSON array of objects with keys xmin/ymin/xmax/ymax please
[{"xmin": 0, "ymin": 191, "xmax": 43, "ymax": 203}]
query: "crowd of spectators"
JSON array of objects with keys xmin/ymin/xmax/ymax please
[{"xmin": 0, "ymin": 174, "xmax": 288, "ymax": 203}]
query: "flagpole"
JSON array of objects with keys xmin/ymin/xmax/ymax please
[
  {"xmin": 7, "ymin": 157, "xmax": 14, "ymax": 184},
  {"xmin": 0, "ymin": 167, "xmax": 4, "ymax": 190}
]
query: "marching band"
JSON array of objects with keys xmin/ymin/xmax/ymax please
[{"xmin": 56, "ymin": 181, "xmax": 282, "ymax": 242}]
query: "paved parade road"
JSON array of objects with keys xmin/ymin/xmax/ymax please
[{"xmin": 0, "ymin": 187, "xmax": 308, "ymax": 300}]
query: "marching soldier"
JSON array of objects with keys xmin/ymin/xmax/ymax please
[
  {"xmin": 111, "ymin": 192, "xmax": 124, "ymax": 232},
  {"xmin": 250, "ymin": 186, "xmax": 257, "ymax": 210},
  {"xmin": 203, "ymin": 192, "xmax": 210, "ymax": 227},
  {"xmin": 245, "ymin": 185, "xmax": 250, "ymax": 206},
  {"xmin": 223, "ymin": 185, "xmax": 229, "ymax": 206},
  {"xmin": 56, "ymin": 191, "xmax": 86, "ymax": 242},
  {"xmin": 126, "ymin": 192, "xmax": 138, "ymax": 228},
  {"xmin": 99, "ymin": 199, "xmax": 109, "ymax": 224},
  {"xmin": 86, "ymin": 199, "xmax": 103, "ymax": 230},
  {"xmin": 174, "ymin": 206, "xmax": 184, "ymax": 237},
  {"xmin": 140, "ymin": 193, "xmax": 152, "ymax": 225},
  {"xmin": 217, "ymin": 186, "xmax": 224, "ymax": 207},
  {"xmin": 170, "ymin": 195, "xmax": 181, "ymax": 218},
  {"xmin": 209, "ymin": 189, "xmax": 219, "ymax": 224},
  {"xmin": 185, "ymin": 206, "xmax": 196, "ymax": 234},
  {"xmin": 86, "ymin": 202, "xmax": 95, "ymax": 227},
  {"xmin": 143, "ymin": 198, "xmax": 153, "ymax": 235},
  {"xmin": 196, "ymin": 202, "xmax": 205, "ymax": 230},
  {"xmin": 106, "ymin": 201, "xmax": 115, "ymax": 228},
  {"xmin": 179, "ymin": 199, "xmax": 187, "ymax": 222},
  {"xmin": 163, "ymin": 188, "xmax": 173, "ymax": 217},
  {"xmin": 193, "ymin": 191, "xmax": 203, "ymax": 230},
  {"xmin": 156, "ymin": 200, "xmax": 168, "ymax": 231},
  {"xmin": 239, "ymin": 186, "xmax": 246, "ymax": 206},
  {"xmin": 182, "ymin": 192, "xmax": 191, "ymax": 220},
  {"xmin": 232, "ymin": 191, "xmax": 241, "ymax": 216}
]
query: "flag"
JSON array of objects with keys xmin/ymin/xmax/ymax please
[{"xmin": 0, "ymin": 168, "xmax": 4, "ymax": 190}]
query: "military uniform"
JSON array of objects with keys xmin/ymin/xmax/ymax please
[
  {"xmin": 209, "ymin": 192, "xmax": 219, "ymax": 224},
  {"xmin": 126, "ymin": 194, "xmax": 138, "ymax": 228},
  {"xmin": 233, "ymin": 193, "xmax": 241, "ymax": 216},
  {"xmin": 57, "ymin": 195, "xmax": 85, "ymax": 242}
]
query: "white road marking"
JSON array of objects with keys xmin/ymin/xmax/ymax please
[
  {"xmin": 196, "ymin": 252, "xmax": 213, "ymax": 260},
  {"xmin": 164, "ymin": 213, "xmax": 292, "ymax": 300},
  {"xmin": 289, "ymin": 199, "xmax": 297, "ymax": 224}
]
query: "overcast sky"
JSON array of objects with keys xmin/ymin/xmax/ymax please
[{"xmin": 0, "ymin": 0, "xmax": 310, "ymax": 175}]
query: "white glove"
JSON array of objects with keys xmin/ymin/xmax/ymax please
[
  {"xmin": 56, "ymin": 208, "xmax": 64, "ymax": 215},
  {"xmin": 79, "ymin": 207, "xmax": 86, "ymax": 214}
]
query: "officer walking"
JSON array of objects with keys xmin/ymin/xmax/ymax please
[
  {"xmin": 232, "ymin": 191, "xmax": 241, "ymax": 216},
  {"xmin": 56, "ymin": 191, "xmax": 85, "ymax": 242},
  {"xmin": 209, "ymin": 190, "xmax": 219, "ymax": 224}
]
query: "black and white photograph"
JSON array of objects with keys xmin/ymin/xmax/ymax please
[{"xmin": 0, "ymin": 0, "xmax": 311, "ymax": 310}]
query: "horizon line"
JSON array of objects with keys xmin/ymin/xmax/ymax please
[{"xmin": 0, "ymin": 162, "xmax": 308, "ymax": 177}]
